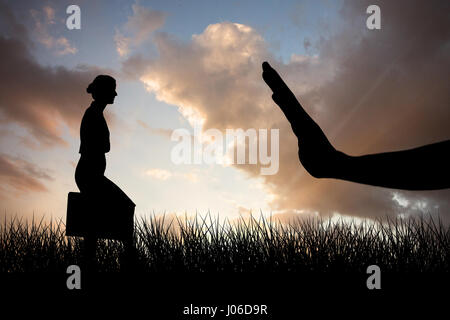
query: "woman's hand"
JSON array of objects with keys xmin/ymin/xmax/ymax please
[{"xmin": 262, "ymin": 61, "xmax": 345, "ymax": 179}]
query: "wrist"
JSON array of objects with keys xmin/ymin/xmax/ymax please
[{"xmin": 329, "ymin": 150, "xmax": 350, "ymax": 180}]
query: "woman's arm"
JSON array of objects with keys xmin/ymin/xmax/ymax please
[{"xmin": 262, "ymin": 61, "xmax": 450, "ymax": 190}]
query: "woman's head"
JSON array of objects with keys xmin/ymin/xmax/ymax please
[{"xmin": 87, "ymin": 75, "xmax": 117, "ymax": 104}]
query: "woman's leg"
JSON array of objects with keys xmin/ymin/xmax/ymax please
[
  {"xmin": 76, "ymin": 158, "xmax": 103, "ymax": 273},
  {"xmin": 120, "ymin": 235, "xmax": 136, "ymax": 272}
]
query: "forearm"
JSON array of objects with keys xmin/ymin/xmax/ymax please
[{"xmin": 331, "ymin": 141, "xmax": 450, "ymax": 190}]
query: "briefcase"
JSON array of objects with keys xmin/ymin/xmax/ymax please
[{"xmin": 66, "ymin": 192, "xmax": 135, "ymax": 241}]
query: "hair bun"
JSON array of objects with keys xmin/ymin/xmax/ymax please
[
  {"xmin": 86, "ymin": 83, "xmax": 94, "ymax": 94},
  {"xmin": 86, "ymin": 75, "xmax": 116, "ymax": 96}
]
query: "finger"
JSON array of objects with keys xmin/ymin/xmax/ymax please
[
  {"xmin": 262, "ymin": 61, "xmax": 289, "ymax": 93},
  {"xmin": 262, "ymin": 62, "xmax": 281, "ymax": 91},
  {"xmin": 263, "ymin": 62, "xmax": 315, "ymax": 135},
  {"xmin": 262, "ymin": 61, "xmax": 278, "ymax": 92}
]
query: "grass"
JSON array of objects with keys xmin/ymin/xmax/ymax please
[{"xmin": 0, "ymin": 213, "xmax": 449, "ymax": 273}]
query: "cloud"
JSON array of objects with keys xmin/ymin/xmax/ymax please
[
  {"xmin": 146, "ymin": 168, "xmax": 172, "ymax": 180},
  {"xmin": 114, "ymin": 3, "xmax": 166, "ymax": 57},
  {"xmin": 137, "ymin": 120, "xmax": 173, "ymax": 138},
  {"xmin": 0, "ymin": 34, "xmax": 94, "ymax": 147},
  {"xmin": 0, "ymin": 3, "xmax": 110, "ymax": 148},
  {"xmin": 124, "ymin": 22, "xmax": 280, "ymax": 127},
  {"xmin": 43, "ymin": 6, "xmax": 55, "ymax": 23},
  {"xmin": 145, "ymin": 168, "xmax": 198, "ymax": 182},
  {"xmin": 0, "ymin": 1, "xmax": 29, "ymax": 44},
  {"xmin": 30, "ymin": 6, "xmax": 77, "ymax": 55},
  {"xmin": 0, "ymin": 153, "xmax": 53, "ymax": 192},
  {"xmin": 123, "ymin": 0, "xmax": 450, "ymax": 221}
]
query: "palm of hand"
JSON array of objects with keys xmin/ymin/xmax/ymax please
[{"xmin": 263, "ymin": 62, "xmax": 340, "ymax": 179}]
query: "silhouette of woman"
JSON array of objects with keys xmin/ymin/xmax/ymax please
[
  {"xmin": 262, "ymin": 61, "xmax": 450, "ymax": 190},
  {"xmin": 75, "ymin": 75, "xmax": 135, "ymax": 269}
]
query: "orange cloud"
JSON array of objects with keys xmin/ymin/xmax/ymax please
[
  {"xmin": 0, "ymin": 154, "xmax": 53, "ymax": 193},
  {"xmin": 30, "ymin": 6, "xmax": 77, "ymax": 55},
  {"xmin": 137, "ymin": 120, "xmax": 173, "ymax": 138},
  {"xmin": 145, "ymin": 168, "xmax": 199, "ymax": 183}
]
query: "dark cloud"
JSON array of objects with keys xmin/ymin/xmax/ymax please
[
  {"xmin": 0, "ymin": 153, "xmax": 53, "ymax": 192},
  {"xmin": 0, "ymin": 0, "xmax": 29, "ymax": 44}
]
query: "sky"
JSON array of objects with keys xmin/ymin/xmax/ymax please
[{"xmin": 0, "ymin": 0, "xmax": 449, "ymax": 224}]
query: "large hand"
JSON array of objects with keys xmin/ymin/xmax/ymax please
[{"xmin": 262, "ymin": 61, "xmax": 344, "ymax": 178}]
